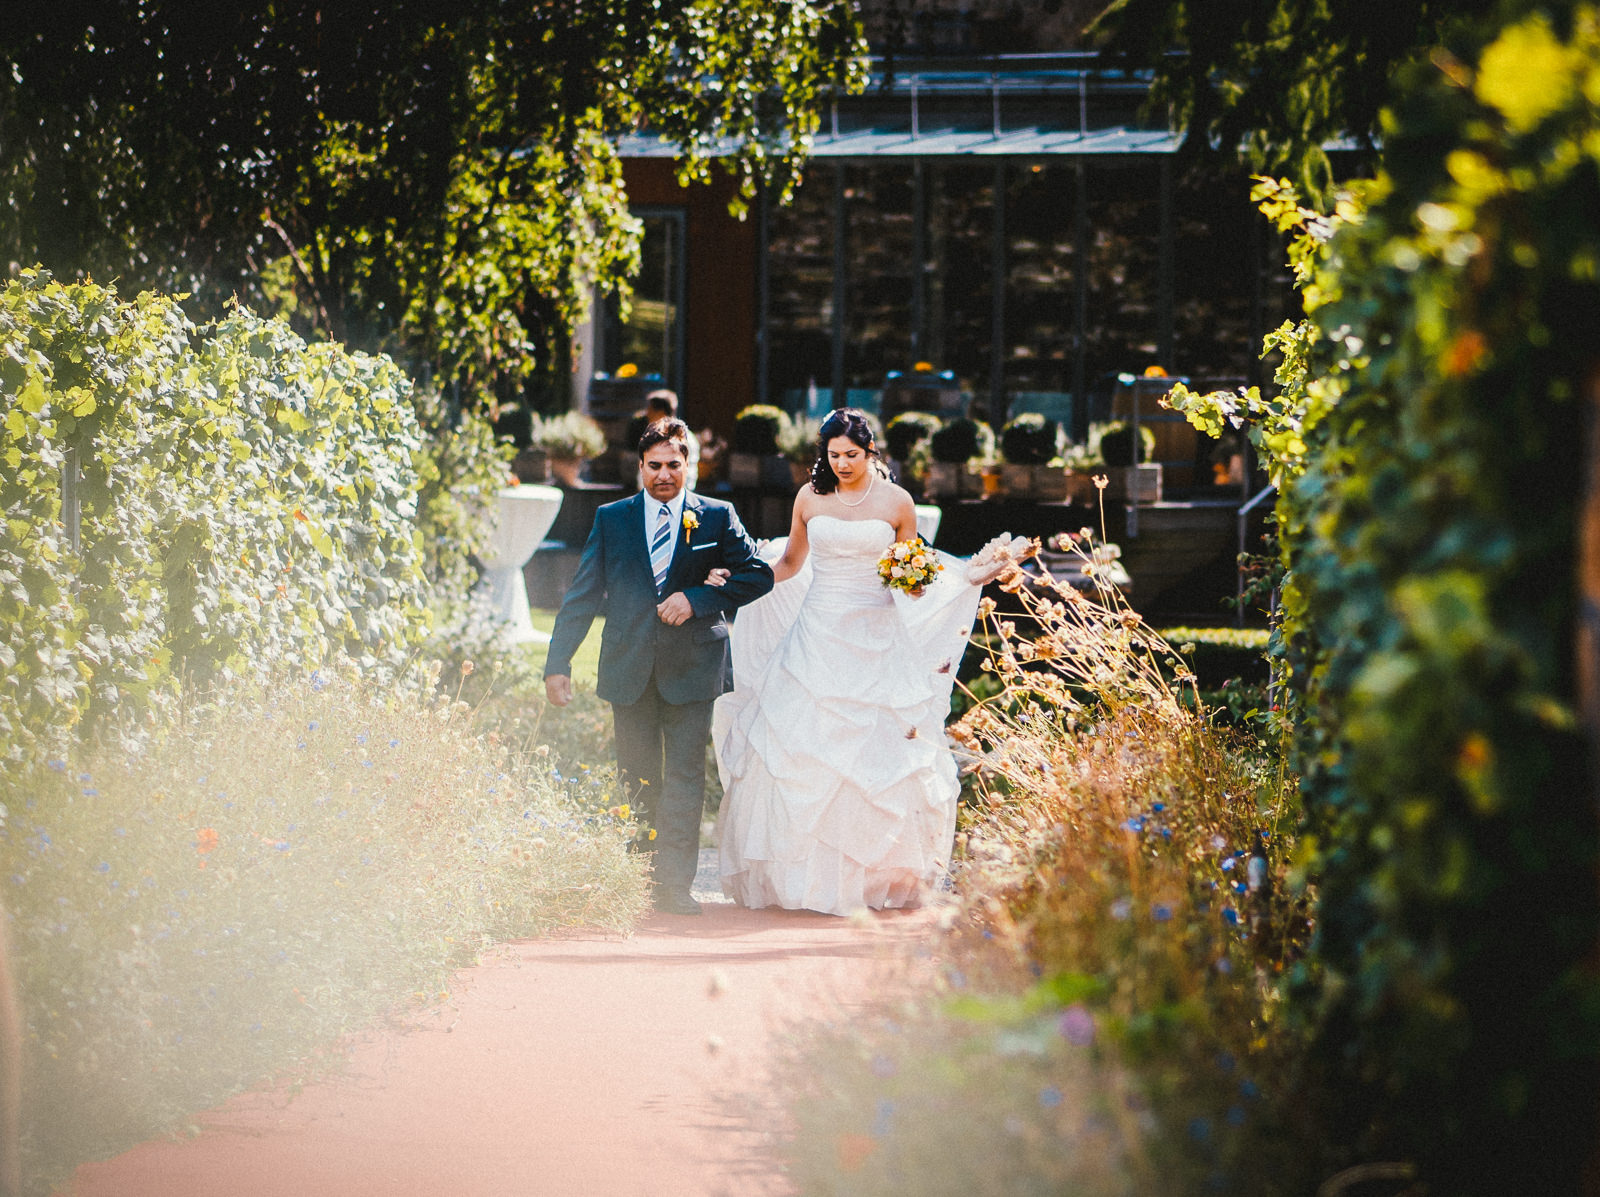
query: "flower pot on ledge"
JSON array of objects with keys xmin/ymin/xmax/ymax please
[
  {"xmin": 1103, "ymin": 463, "xmax": 1162, "ymax": 504},
  {"xmin": 549, "ymin": 455, "xmax": 586, "ymax": 487}
]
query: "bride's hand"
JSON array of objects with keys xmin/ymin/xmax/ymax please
[{"xmin": 706, "ymin": 568, "xmax": 730, "ymax": 588}]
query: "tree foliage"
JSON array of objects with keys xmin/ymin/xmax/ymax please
[
  {"xmin": 1090, "ymin": 0, "xmax": 1500, "ymax": 190},
  {"xmin": 0, "ymin": 2, "xmax": 866, "ymax": 398}
]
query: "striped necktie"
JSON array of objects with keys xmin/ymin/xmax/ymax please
[{"xmin": 650, "ymin": 503, "xmax": 674, "ymax": 593}]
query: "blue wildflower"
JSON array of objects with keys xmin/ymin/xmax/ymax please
[
  {"xmin": 1039, "ymin": 1086, "xmax": 1063, "ymax": 1109},
  {"xmin": 1152, "ymin": 801, "xmax": 1165, "ymax": 813},
  {"xmin": 1188, "ymin": 1116, "xmax": 1212, "ymax": 1144},
  {"xmin": 356, "ymin": 733, "xmax": 368, "ymax": 745},
  {"xmin": 871, "ymin": 1098, "xmax": 896, "ymax": 1137},
  {"xmin": 1223, "ymin": 907, "xmax": 1239, "ymax": 926},
  {"xmin": 1152, "ymin": 903, "xmax": 1173, "ymax": 922},
  {"xmin": 1226, "ymin": 1105, "xmax": 1247, "ymax": 1127},
  {"xmin": 46, "ymin": 759, "xmax": 66, "ymax": 773},
  {"xmin": 95, "ymin": 862, "xmax": 110, "ymax": 873},
  {"xmin": 82, "ymin": 787, "xmax": 98, "ymax": 797},
  {"xmin": 1240, "ymin": 1079, "xmax": 1260, "ymax": 1100},
  {"xmin": 389, "ymin": 738, "xmax": 400, "ymax": 748},
  {"xmin": 1221, "ymin": 857, "xmax": 1236, "ymax": 871},
  {"xmin": 1215, "ymin": 1051, "xmax": 1236, "ymax": 1073},
  {"xmin": 1110, "ymin": 898, "xmax": 1132, "ymax": 921},
  {"xmin": 1122, "ymin": 816, "xmax": 1145, "ymax": 833},
  {"xmin": 307, "ymin": 721, "xmax": 319, "ymax": 731}
]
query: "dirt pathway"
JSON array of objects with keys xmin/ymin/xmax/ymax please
[{"xmin": 64, "ymin": 896, "xmax": 937, "ymax": 1197}]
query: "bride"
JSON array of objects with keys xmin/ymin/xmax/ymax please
[{"xmin": 712, "ymin": 408, "xmax": 1000, "ymax": 916}]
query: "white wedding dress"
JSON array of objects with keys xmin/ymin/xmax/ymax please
[{"xmin": 714, "ymin": 515, "xmax": 983, "ymax": 915}]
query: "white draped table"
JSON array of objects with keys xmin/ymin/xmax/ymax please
[
  {"xmin": 913, "ymin": 503, "xmax": 943, "ymax": 545},
  {"xmin": 477, "ymin": 484, "xmax": 563, "ymax": 644}
]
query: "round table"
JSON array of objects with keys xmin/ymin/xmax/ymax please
[{"xmin": 477, "ymin": 484, "xmax": 563, "ymax": 644}]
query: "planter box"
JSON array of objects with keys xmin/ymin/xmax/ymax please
[
  {"xmin": 925, "ymin": 461, "xmax": 965, "ymax": 498},
  {"xmin": 1103, "ymin": 463, "xmax": 1163, "ymax": 504},
  {"xmin": 728, "ymin": 452, "xmax": 791, "ymax": 488},
  {"xmin": 1062, "ymin": 470, "xmax": 1099, "ymax": 505},
  {"xmin": 998, "ymin": 463, "xmax": 1071, "ymax": 501}
]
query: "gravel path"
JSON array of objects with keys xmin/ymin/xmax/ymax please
[{"xmin": 66, "ymin": 862, "xmax": 936, "ymax": 1197}]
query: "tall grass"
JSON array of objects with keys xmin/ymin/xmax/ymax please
[
  {"xmin": 1, "ymin": 664, "xmax": 649, "ymax": 1194},
  {"xmin": 782, "ymin": 535, "xmax": 1312, "ymax": 1195}
]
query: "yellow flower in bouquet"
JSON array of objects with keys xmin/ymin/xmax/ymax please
[{"xmin": 877, "ymin": 537, "xmax": 943, "ymax": 593}]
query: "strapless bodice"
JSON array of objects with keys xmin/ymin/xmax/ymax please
[{"xmin": 805, "ymin": 515, "xmax": 895, "ymax": 607}]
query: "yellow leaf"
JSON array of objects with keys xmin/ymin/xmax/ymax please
[{"xmin": 1475, "ymin": 15, "xmax": 1579, "ymax": 133}]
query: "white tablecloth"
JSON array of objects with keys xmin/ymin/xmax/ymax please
[
  {"xmin": 477, "ymin": 485, "xmax": 563, "ymax": 644},
  {"xmin": 914, "ymin": 503, "xmax": 943, "ymax": 545}
]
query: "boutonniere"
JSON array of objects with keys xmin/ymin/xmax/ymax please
[{"xmin": 682, "ymin": 510, "xmax": 699, "ymax": 534}]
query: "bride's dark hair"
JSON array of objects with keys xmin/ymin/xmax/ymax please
[{"xmin": 810, "ymin": 408, "xmax": 887, "ymax": 494}]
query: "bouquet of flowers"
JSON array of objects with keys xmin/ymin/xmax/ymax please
[{"xmin": 878, "ymin": 537, "xmax": 943, "ymax": 593}]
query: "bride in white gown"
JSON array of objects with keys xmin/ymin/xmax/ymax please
[{"xmin": 712, "ymin": 409, "xmax": 997, "ymax": 915}]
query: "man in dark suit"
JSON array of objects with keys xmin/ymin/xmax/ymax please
[{"xmin": 544, "ymin": 419, "xmax": 773, "ymax": 915}]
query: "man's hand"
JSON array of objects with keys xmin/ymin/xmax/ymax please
[
  {"xmin": 656, "ymin": 592, "xmax": 694, "ymax": 625},
  {"xmin": 545, "ymin": 674, "xmax": 573, "ymax": 707}
]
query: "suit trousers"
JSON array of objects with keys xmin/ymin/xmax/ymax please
[{"xmin": 611, "ymin": 667, "xmax": 714, "ymax": 896}]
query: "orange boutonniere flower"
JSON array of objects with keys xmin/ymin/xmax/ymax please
[{"xmin": 682, "ymin": 510, "xmax": 699, "ymax": 534}]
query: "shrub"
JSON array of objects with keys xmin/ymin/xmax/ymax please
[
  {"xmin": 1095, "ymin": 421, "xmax": 1154, "ymax": 467},
  {"xmin": 998, "ymin": 412, "xmax": 1063, "ymax": 465},
  {"xmin": 885, "ymin": 411, "xmax": 942, "ymax": 463},
  {"xmin": 531, "ymin": 410, "xmax": 607, "ymax": 459},
  {"xmin": 779, "ymin": 415, "xmax": 821, "ymax": 466},
  {"xmin": 0, "ymin": 272, "xmax": 504, "ymax": 763},
  {"xmin": 730, "ymin": 404, "xmax": 791, "ymax": 455},
  {"xmin": 928, "ymin": 416, "xmax": 995, "ymax": 464},
  {"xmin": 1, "ymin": 666, "xmax": 649, "ymax": 1192}
]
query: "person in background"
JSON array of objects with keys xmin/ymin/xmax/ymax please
[{"xmin": 628, "ymin": 390, "xmax": 699, "ymax": 490}]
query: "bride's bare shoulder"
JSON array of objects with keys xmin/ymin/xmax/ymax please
[{"xmin": 880, "ymin": 480, "xmax": 916, "ymax": 513}]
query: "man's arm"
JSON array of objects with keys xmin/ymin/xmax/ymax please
[
  {"xmin": 682, "ymin": 505, "xmax": 774, "ymax": 618},
  {"xmin": 544, "ymin": 513, "xmax": 608, "ymax": 688}
]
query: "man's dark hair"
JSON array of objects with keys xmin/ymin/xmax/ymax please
[
  {"xmin": 638, "ymin": 417, "xmax": 691, "ymax": 459},
  {"xmin": 644, "ymin": 388, "xmax": 679, "ymax": 418}
]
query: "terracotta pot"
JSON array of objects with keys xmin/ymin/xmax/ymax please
[{"xmin": 549, "ymin": 455, "xmax": 586, "ymax": 487}]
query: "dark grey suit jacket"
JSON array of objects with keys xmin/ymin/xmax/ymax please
[{"xmin": 543, "ymin": 491, "xmax": 774, "ymax": 705}]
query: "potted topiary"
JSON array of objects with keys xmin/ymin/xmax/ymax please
[
  {"xmin": 885, "ymin": 411, "xmax": 941, "ymax": 496},
  {"xmin": 532, "ymin": 411, "xmax": 608, "ymax": 487},
  {"xmin": 926, "ymin": 416, "xmax": 995, "ymax": 498},
  {"xmin": 729, "ymin": 404, "xmax": 793, "ymax": 487},
  {"xmin": 998, "ymin": 413, "xmax": 1066, "ymax": 499},
  {"xmin": 779, "ymin": 416, "xmax": 821, "ymax": 488},
  {"xmin": 1094, "ymin": 420, "xmax": 1161, "ymax": 503}
]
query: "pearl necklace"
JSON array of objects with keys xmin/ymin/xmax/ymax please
[{"xmin": 834, "ymin": 473, "xmax": 874, "ymax": 508}]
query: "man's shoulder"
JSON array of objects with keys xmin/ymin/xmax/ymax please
[
  {"xmin": 686, "ymin": 491, "xmax": 735, "ymax": 516},
  {"xmin": 595, "ymin": 493, "xmax": 642, "ymax": 519}
]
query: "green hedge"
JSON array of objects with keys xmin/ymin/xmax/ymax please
[
  {"xmin": 0, "ymin": 270, "xmax": 495, "ymax": 761},
  {"xmin": 1282, "ymin": 13, "xmax": 1600, "ymax": 1191}
]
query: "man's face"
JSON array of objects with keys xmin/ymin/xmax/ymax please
[{"xmin": 641, "ymin": 441, "xmax": 687, "ymax": 502}]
